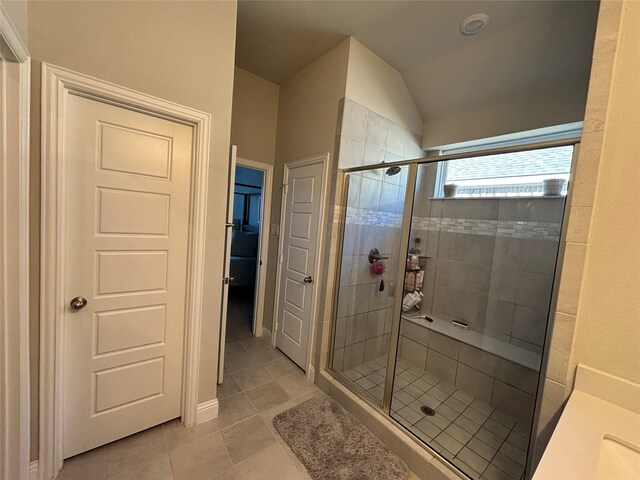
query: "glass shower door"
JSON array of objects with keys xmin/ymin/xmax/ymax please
[
  {"xmin": 389, "ymin": 147, "xmax": 572, "ymax": 479},
  {"xmin": 330, "ymin": 165, "xmax": 410, "ymax": 407}
]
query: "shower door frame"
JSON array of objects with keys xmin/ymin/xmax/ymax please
[{"xmin": 327, "ymin": 138, "xmax": 581, "ymax": 479}]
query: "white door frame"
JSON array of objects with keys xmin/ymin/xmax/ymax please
[
  {"xmin": 272, "ymin": 153, "xmax": 329, "ymax": 379},
  {"xmin": 235, "ymin": 157, "xmax": 273, "ymax": 339},
  {"xmin": 39, "ymin": 64, "xmax": 211, "ymax": 480},
  {"xmin": 0, "ymin": 5, "xmax": 31, "ymax": 480}
]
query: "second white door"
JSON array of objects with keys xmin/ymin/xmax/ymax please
[
  {"xmin": 275, "ymin": 157, "xmax": 325, "ymax": 369},
  {"xmin": 63, "ymin": 94, "xmax": 192, "ymax": 457}
]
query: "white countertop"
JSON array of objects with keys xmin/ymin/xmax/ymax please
[{"xmin": 534, "ymin": 365, "xmax": 640, "ymax": 479}]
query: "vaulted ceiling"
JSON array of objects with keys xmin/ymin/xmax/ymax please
[{"xmin": 235, "ymin": 0, "xmax": 599, "ymax": 124}]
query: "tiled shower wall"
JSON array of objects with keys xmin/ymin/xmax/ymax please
[
  {"xmin": 331, "ymin": 98, "xmax": 425, "ymax": 373},
  {"xmin": 412, "ymin": 165, "xmax": 565, "ymax": 354},
  {"xmin": 337, "ymin": 98, "xmax": 425, "ymax": 169},
  {"xmin": 332, "ymin": 171, "xmax": 404, "ymax": 372}
]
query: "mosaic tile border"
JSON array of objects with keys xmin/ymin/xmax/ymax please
[{"xmin": 345, "ymin": 207, "xmax": 561, "ymax": 241}]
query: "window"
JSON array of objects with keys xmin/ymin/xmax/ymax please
[{"xmin": 435, "ymin": 145, "xmax": 574, "ymax": 197}]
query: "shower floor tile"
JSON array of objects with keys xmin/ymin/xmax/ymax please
[{"xmin": 341, "ymin": 356, "xmax": 530, "ymax": 480}]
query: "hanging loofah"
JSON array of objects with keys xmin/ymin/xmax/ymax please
[{"xmin": 369, "ymin": 260, "xmax": 385, "ymax": 276}]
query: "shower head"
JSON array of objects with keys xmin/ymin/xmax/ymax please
[{"xmin": 385, "ymin": 166, "xmax": 401, "ymax": 176}]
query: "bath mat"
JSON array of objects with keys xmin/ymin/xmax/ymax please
[{"xmin": 273, "ymin": 396, "xmax": 409, "ymax": 480}]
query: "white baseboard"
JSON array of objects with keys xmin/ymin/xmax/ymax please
[
  {"xmin": 308, "ymin": 365, "xmax": 316, "ymax": 383},
  {"xmin": 29, "ymin": 460, "xmax": 38, "ymax": 480},
  {"xmin": 195, "ymin": 399, "xmax": 219, "ymax": 425},
  {"xmin": 262, "ymin": 327, "xmax": 272, "ymax": 344}
]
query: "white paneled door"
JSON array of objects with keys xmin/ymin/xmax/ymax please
[
  {"xmin": 63, "ymin": 94, "xmax": 192, "ymax": 457},
  {"xmin": 275, "ymin": 159, "xmax": 325, "ymax": 369}
]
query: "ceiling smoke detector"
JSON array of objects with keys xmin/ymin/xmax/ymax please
[{"xmin": 460, "ymin": 13, "xmax": 490, "ymax": 36}]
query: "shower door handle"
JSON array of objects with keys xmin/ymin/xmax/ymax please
[{"xmin": 303, "ymin": 276, "xmax": 313, "ymax": 284}]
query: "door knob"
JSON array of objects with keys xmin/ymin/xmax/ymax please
[
  {"xmin": 69, "ymin": 296, "xmax": 88, "ymax": 310},
  {"xmin": 303, "ymin": 276, "xmax": 313, "ymax": 284}
]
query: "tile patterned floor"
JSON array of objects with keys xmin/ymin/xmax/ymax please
[
  {"xmin": 343, "ymin": 356, "xmax": 530, "ymax": 480},
  {"xmin": 58, "ymin": 337, "xmax": 320, "ymax": 480}
]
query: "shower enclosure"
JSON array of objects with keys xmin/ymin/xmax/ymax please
[{"xmin": 329, "ymin": 141, "xmax": 577, "ymax": 479}]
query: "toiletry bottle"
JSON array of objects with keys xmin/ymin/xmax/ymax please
[{"xmin": 415, "ymin": 237, "xmax": 421, "ymax": 255}]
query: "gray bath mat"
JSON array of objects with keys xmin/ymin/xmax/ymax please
[{"xmin": 273, "ymin": 396, "xmax": 408, "ymax": 480}]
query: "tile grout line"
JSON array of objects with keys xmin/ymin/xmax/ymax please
[
  {"xmin": 160, "ymin": 423, "xmax": 177, "ymax": 480},
  {"xmin": 344, "ymin": 356, "xmax": 529, "ymax": 478}
]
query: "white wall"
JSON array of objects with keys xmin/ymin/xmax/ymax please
[
  {"xmin": 412, "ymin": 2, "xmax": 597, "ymax": 150},
  {"xmin": 231, "ymin": 67, "xmax": 279, "ymax": 165},
  {"xmin": 27, "ymin": 0, "xmax": 237, "ymax": 459},
  {"xmin": 570, "ymin": 0, "xmax": 640, "ymax": 383},
  {"xmin": 422, "ymin": 84, "xmax": 588, "ymax": 150},
  {"xmin": 263, "ymin": 39, "xmax": 350, "ymax": 332},
  {"xmin": 1, "ymin": 0, "xmax": 27, "ymax": 45},
  {"xmin": 345, "ymin": 38, "xmax": 422, "ymax": 135}
]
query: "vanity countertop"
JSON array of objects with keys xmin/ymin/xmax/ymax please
[{"xmin": 534, "ymin": 365, "xmax": 640, "ymax": 479}]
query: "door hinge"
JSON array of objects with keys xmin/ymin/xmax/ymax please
[
  {"xmin": 279, "ymin": 254, "xmax": 284, "ymax": 264},
  {"xmin": 283, "ymin": 183, "xmax": 289, "ymax": 194}
]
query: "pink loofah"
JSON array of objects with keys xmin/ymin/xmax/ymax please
[{"xmin": 369, "ymin": 261, "xmax": 385, "ymax": 276}]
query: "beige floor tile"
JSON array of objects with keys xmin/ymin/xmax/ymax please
[
  {"xmin": 264, "ymin": 357, "xmax": 302, "ymax": 378},
  {"xmin": 231, "ymin": 364, "xmax": 274, "ymax": 390},
  {"xmin": 245, "ymin": 381, "xmax": 291, "ymax": 412},
  {"xmin": 170, "ymin": 431, "xmax": 233, "ymax": 480},
  {"xmin": 106, "ymin": 426, "xmax": 167, "ymax": 471},
  {"xmin": 499, "ymin": 441, "xmax": 527, "ymax": 466},
  {"xmin": 218, "ymin": 392, "xmax": 259, "ymax": 428},
  {"xmin": 276, "ymin": 372, "xmax": 319, "ymax": 398},
  {"xmin": 457, "ymin": 446, "xmax": 489, "ymax": 474},
  {"xmin": 455, "ymin": 459, "xmax": 481, "ymax": 479},
  {"xmin": 467, "ymin": 436, "xmax": 499, "ymax": 462},
  {"xmin": 484, "ymin": 418, "xmax": 510, "ymax": 439},
  {"xmin": 58, "ymin": 447, "xmax": 106, "ymax": 480},
  {"xmin": 445, "ymin": 423, "xmax": 473, "ymax": 445},
  {"xmin": 276, "ymin": 432, "xmax": 316, "ymax": 477},
  {"xmin": 454, "ymin": 415, "xmax": 481, "ymax": 436},
  {"xmin": 490, "ymin": 409, "xmax": 516, "ymax": 429},
  {"xmin": 444, "ymin": 395, "xmax": 467, "ymax": 413},
  {"xmin": 437, "ymin": 403, "xmax": 461, "ymax": 422},
  {"xmin": 435, "ymin": 432, "xmax": 464, "ymax": 455},
  {"xmin": 224, "ymin": 348, "xmax": 264, "ymax": 372},
  {"xmin": 506, "ymin": 430, "xmax": 528, "ymax": 450},
  {"xmin": 238, "ymin": 336, "xmax": 270, "ymax": 351},
  {"xmin": 217, "ymin": 375, "xmax": 242, "ymax": 399},
  {"xmin": 163, "ymin": 417, "xmax": 219, "ymax": 452},
  {"xmin": 482, "ymin": 463, "xmax": 514, "ymax": 480},
  {"xmin": 220, "ymin": 415, "xmax": 277, "ymax": 464},
  {"xmin": 105, "ymin": 454, "xmax": 173, "ymax": 480},
  {"xmin": 224, "ymin": 341, "xmax": 246, "ymax": 355},
  {"xmin": 491, "ymin": 451, "xmax": 524, "ymax": 478},
  {"xmin": 462, "ymin": 406, "xmax": 488, "ymax": 425},
  {"xmin": 234, "ymin": 443, "xmax": 312, "ymax": 480},
  {"xmin": 414, "ymin": 418, "xmax": 442, "ymax": 439},
  {"xmin": 212, "ymin": 467, "xmax": 240, "ymax": 479},
  {"xmin": 250, "ymin": 344, "xmax": 286, "ymax": 363},
  {"xmin": 431, "ymin": 441, "xmax": 456, "ymax": 462},
  {"xmin": 476, "ymin": 427, "xmax": 504, "ymax": 449}
]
